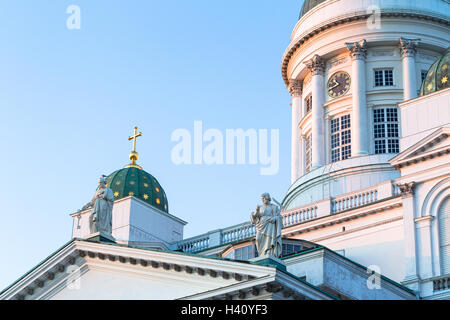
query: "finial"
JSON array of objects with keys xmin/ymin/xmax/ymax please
[{"xmin": 125, "ymin": 126, "xmax": 143, "ymax": 169}]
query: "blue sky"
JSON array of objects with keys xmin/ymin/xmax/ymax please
[{"xmin": 0, "ymin": 0, "xmax": 303, "ymax": 289}]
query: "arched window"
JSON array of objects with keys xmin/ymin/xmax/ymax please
[{"xmin": 439, "ymin": 197, "xmax": 450, "ymax": 275}]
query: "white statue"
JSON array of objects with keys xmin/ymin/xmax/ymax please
[
  {"xmin": 81, "ymin": 175, "xmax": 114, "ymax": 235},
  {"xmin": 250, "ymin": 193, "xmax": 283, "ymax": 258}
]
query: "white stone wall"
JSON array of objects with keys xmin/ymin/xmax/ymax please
[
  {"xmin": 71, "ymin": 196, "xmax": 186, "ymax": 246},
  {"xmin": 288, "ymin": 206, "xmax": 406, "ymax": 283},
  {"xmin": 399, "ymin": 88, "xmax": 450, "ymax": 151}
]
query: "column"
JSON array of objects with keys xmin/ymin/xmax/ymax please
[
  {"xmin": 304, "ymin": 55, "xmax": 325, "ymax": 169},
  {"xmin": 288, "ymin": 79, "xmax": 303, "ymax": 183},
  {"xmin": 400, "ymin": 37, "xmax": 420, "ymax": 101},
  {"xmin": 399, "ymin": 182, "xmax": 420, "ymax": 290},
  {"xmin": 346, "ymin": 39, "xmax": 369, "ymax": 157}
]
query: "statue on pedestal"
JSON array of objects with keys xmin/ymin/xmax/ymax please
[
  {"xmin": 250, "ymin": 193, "xmax": 283, "ymax": 258},
  {"xmin": 81, "ymin": 175, "xmax": 114, "ymax": 235}
]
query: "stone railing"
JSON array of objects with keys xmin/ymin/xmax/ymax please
[
  {"xmin": 221, "ymin": 223, "xmax": 256, "ymax": 244},
  {"xmin": 176, "ymin": 235, "xmax": 210, "ymax": 253},
  {"xmin": 282, "ymin": 204, "xmax": 318, "ymax": 227},
  {"xmin": 331, "ymin": 188, "xmax": 378, "ymax": 214},
  {"xmin": 433, "ymin": 276, "xmax": 450, "ymax": 292},
  {"xmin": 176, "ymin": 180, "xmax": 400, "ymax": 253}
]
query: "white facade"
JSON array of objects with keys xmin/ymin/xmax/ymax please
[{"xmin": 71, "ymin": 196, "xmax": 186, "ymax": 248}]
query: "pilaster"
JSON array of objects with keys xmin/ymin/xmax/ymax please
[
  {"xmin": 399, "ymin": 37, "xmax": 420, "ymax": 101},
  {"xmin": 346, "ymin": 39, "xmax": 368, "ymax": 157},
  {"xmin": 304, "ymin": 55, "xmax": 325, "ymax": 169},
  {"xmin": 289, "ymin": 79, "xmax": 304, "ymax": 183}
]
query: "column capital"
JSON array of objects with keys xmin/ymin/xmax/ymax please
[
  {"xmin": 288, "ymin": 79, "xmax": 303, "ymax": 97},
  {"xmin": 399, "ymin": 181, "xmax": 416, "ymax": 197},
  {"xmin": 304, "ymin": 54, "xmax": 325, "ymax": 76},
  {"xmin": 399, "ymin": 37, "xmax": 420, "ymax": 58},
  {"xmin": 346, "ymin": 39, "xmax": 367, "ymax": 61}
]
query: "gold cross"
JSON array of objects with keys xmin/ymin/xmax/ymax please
[{"xmin": 128, "ymin": 126, "xmax": 142, "ymax": 153}]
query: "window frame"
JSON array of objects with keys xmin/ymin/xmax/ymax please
[
  {"xmin": 373, "ymin": 107, "xmax": 400, "ymax": 155},
  {"xmin": 330, "ymin": 114, "xmax": 352, "ymax": 163},
  {"xmin": 304, "ymin": 94, "xmax": 313, "ymax": 115},
  {"xmin": 374, "ymin": 68, "xmax": 394, "ymax": 87}
]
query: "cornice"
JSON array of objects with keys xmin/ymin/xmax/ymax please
[
  {"xmin": 281, "ymin": 10, "xmax": 450, "ymax": 86},
  {"xmin": 178, "ymin": 270, "xmax": 336, "ymax": 300}
]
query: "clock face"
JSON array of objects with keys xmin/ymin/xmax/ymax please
[{"xmin": 327, "ymin": 71, "xmax": 351, "ymax": 98}]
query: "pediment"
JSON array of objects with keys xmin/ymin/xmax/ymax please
[
  {"xmin": 390, "ymin": 127, "xmax": 450, "ymax": 168},
  {"xmin": 0, "ymin": 239, "xmax": 273, "ymax": 300}
]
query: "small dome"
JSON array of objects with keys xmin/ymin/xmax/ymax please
[
  {"xmin": 299, "ymin": 0, "xmax": 328, "ymax": 20},
  {"xmin": 420, "ymin": 49, "xmax": 450, "ymax": 96},
  {"xmin": 105, "ymin": 167, "xmax": 169, "ymax": 213}
]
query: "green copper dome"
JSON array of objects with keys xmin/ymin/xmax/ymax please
[
  {"xmin": 299, "ymin": 0, "xmax": 327, "ymax": 20},
  {"xmin": 105, "ymin": 167, "xmax": 169, "ymax": 213},
  {"xmin": 420, "ymin": 49, "xmax": 450, "ymax": 96}
]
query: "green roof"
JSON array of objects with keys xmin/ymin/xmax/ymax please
[{"xmin": 105, "ymin": 167, "xmax": 168, "ymax": 213}]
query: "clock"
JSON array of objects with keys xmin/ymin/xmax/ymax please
[{"xmin": 327, "ymin": 71, "xmax": 351, "ymax": 98}]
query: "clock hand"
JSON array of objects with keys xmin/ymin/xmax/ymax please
[{"xmin": 328, "ymin": 82, "xmax": 339, "ymax": 90}]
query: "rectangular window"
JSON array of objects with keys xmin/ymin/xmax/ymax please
[
  {"xmin": 330, "ymin": 114, "xmax": 351, "ymax": 163},
  {"xmin": 373, "ymin": 108, "xmax": 400, "ymax": 154},
  {"xmin": 305, "ymin": 134, "xmax": 312, "ymax": 172},
  {"xmin": 305, "ymin": 95, "xmax": 312, "ymax": 114},
  {"xmin": 374, "ymin": 69, "xmax": 394, "ymax": 87}
]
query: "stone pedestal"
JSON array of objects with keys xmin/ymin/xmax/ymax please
[
  {"xmin": 85, "ymin": 232, "xmax": 115, "ymax": 243},
  {"xmin": 249, "ymin": 255, "xmax": 286, "ymax": 271}
]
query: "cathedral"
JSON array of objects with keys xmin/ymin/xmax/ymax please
[{"xmin": 1, "ymin": 0, "xmax": 449, "ymax": 300}]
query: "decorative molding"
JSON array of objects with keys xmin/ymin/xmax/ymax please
[
  {"xmin": 346, "ymin": 39, "xmax": 368, "ymax": 61},
  {"xmin": 399, "ymin": 37, "xmax": 420, "ymax": 58},
  {"xmin": 304, "ymin": 54, "xmax": 325, "ymax": 76},
  {"xmin": 398, "ymin": 182, "xmax": 416, "ymax": 197},
  {"xmin": 288, "ymin": 79, "xmax": 303, "ymax": 97}
]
